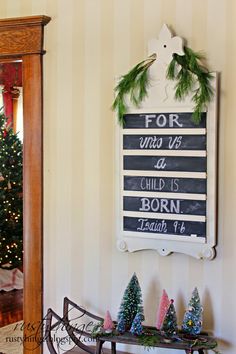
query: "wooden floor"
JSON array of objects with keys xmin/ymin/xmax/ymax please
[{"xmin": 0, "ymin": 289, "xmax": 23, "ymax": 327}]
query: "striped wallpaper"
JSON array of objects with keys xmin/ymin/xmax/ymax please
[{"xmin": 1, "ymin": 1, "xmax": 236, "ymax": 353}]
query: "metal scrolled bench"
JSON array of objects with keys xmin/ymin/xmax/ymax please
[
  {"xmin": 45, "ymin": 297, "xmax": 129, "ymax": 354},
  {"xmin": 45, "ymin": 297, "xmax": 218, "ymax": 354}
]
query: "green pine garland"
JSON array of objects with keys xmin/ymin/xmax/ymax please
[
  {"xmin": 112, "ymin": 54, "xmax": 156, "ymax": 126},
  {"xmin": 167, "ymin": 47, "xmax": 213, "ymax": 124},
  {"xmin": 112, "ymin": 46, "xmax": 213, "ymax": 126},
  {"xmin": 137, "ymin": 330, "xmax": 220, "ymax": 353}
]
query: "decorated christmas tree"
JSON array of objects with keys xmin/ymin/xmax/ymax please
[
  {"xmin": 161, "ymin": 299, "xmax": 178, "ymax": 337},
  {"xmin": 130, "ymin": 313, "xmax": 143, "ymax": 335},
  {"xmin": 117, "ymin": 313, "xmax": 125, "ymax": 334},
  {"xmin": 182, "ymin": 287, "xmax": 203, "ymax": 335},
  {"xmin": 117, "ymin": 273, "xmax": 144, "ymax": 330},
  {"xmin": 0, "ymin": 112, "xmax": 23, "ymax": 268},
  {"xmin": 156, "ymin": 289, "xmax": 170, "ymax": 330},
  {"xmin": 103, "ymin": 310, "xmax": 114, "ymax": 332}
]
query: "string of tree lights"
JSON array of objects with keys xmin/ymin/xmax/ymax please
[{"xmin": 0, "ymin": 111, "xmax": 23, "ymax": 269}]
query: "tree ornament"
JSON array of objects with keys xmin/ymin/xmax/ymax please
[
  {"xmin": 117, "ymin": 273, "xmax": 144, "ymax": 330},
  {"xmin": 182, "ymin": 287, "xmax": 203, "ymax": 335},
  {"xmin": 161, "ymin": 299, "xmax": 178, "ymax": 337},
  {"xmin": 130, "ymin": 313, "xmax": 143, "ymax": 335},
  {"xmin": 112, "ymin": 24, "xmax": 213, "ymax": 126},
  {"xmin": 156, "ymin": 289, "xmax": 170, "ymax": 330},
  {"xmin": 0, "ymin": 111, "xmax": 23, "ymax": 269},
  {"xmin": 103, "ymin": 310, "xmax": 114, "ymax": 333}
]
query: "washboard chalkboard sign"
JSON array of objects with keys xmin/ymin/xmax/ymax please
[{"xmin": 115, "ymin": 26, "xmax": 218, "ymax": 259}]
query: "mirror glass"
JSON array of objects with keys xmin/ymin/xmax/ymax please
[{"xmin": 0, "ymin": 61, "xmax": 23, "ymax": 347}]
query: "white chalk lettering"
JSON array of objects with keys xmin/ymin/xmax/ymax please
[
  {"xmin": 170, "ymin": 199, "xmax": 180, "ymax": 213},
  {"xmin": 139, "ymin": 136, "xmax": 163, "ymax": 149},
  {"xmin": 173, "ymin": 221, "xmax": 186, "ymax": 234},
  {"xmin": 171, "ymin": 178, "xmax": 179, "ymax": 192},
  {"xmin": 169, "ymin": 114, "xmax": 183, "ymax": 127},
  {"xmin": 137, "ymin": 218, "xmax": 167, "ymax": 233},
  {"xmin": 156, "ymin": 114, "xmax": 167, "ymax": 127},
  {"xmin": 139, "ymin": 198, "xmax": 152, "ymax": 211},
  {"xmin": 140, "ymin": 177, "xmax": 165, "ymax": 191},
  {"xmin": 144, "ymin": 114, "xmax": 156, "ymax": 128},
  {"xmin": 160, "ymin": 199, "xmax": 169, "ymax": 213},
  {"xmin": 154, "ymin": 157, "xmax": 166, "ymax": 170},
  {"xmin": 139, "ymin": 198, "xmax": 180, "ymax": 213},
  {"xmin": 142, "ymin": 113, "xmax": 183, "ymax": 128},
  {"xmin": 168, "ymin": 136, "xmax": 182, "ymax": 149}
]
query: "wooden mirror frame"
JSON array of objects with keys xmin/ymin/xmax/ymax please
[{"xmin": 0, "ymin": 16, "xmax": 50, "ymax": 354}]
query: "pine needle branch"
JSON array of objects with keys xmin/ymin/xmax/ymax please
[
  {"xmin": 167, "ymin": 46, "xmax": 214, "ymax": 124},
  {"xmin": 112, "ymin": 54, "xmax": 156, "ymax": 126}
]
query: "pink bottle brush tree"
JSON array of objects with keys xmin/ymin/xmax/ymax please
[
  {"xmin": 103, "ymin": 310, "xmax": 114, "ymax": 333},
  {"xmin": 156, "ymin": 289, "xmax": 170, "ymax": 330}
]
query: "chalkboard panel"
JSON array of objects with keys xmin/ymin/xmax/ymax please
[
  {"xmin": 124, "ymin": 156, "xmax": 206, "ymax": 172},
  {"xmin": 124, "ymin": 176, "xmax": 206, "ymax": 194},
  {"xmin": 123, "ymin": 196, "xmax": 206, "ymax": 216},
  {"xmin": 124, "ymin": 112, "xmax": 206, "ymax": 129},
  {"xmin": 124, "ymin": 216, "xmax": 206, "ymax": 238},
  {"xmin": 123, "ymin": 135, "xmax": 206, "ymax": 150}
]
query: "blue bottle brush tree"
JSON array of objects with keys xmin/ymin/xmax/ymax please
[{"xmin": 182, "ymin": 287, "xmax": 203, "ymax": 335}]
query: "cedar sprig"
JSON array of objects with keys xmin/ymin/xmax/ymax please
[
  {"xmin": 112, "ymin": 54, "xmax": 156, "ymax": 126},
  {"xmin": 167, "ymin": 46, "xmax": 214, "ymax": 124}
]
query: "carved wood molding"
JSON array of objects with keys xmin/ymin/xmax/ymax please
[
  {"xmin": 0, "ymin": 15, "xmax": 51, "ymax": 354},
  {"xmin": 0, "ymin": 16, "xmax": 51, "ymax": 57}
]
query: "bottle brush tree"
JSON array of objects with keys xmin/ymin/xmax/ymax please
[
  {"xmin": 130, "ymin": 313, "xmax": 143, "ymax": 335},
  {"xmin": 103, "ymin": 310, "xmax": 114, "ymax": 332},
  {"xmin": 117, "ymin": 273, "xmax": 144, "ymax": 330},
  {"xmin": 182, "ymin": 287, "xmax": 203, "ymax": 335},
  {"xmin": 161, "ymin": 299, "xmax": 178, "ymax": 337},
  {"xmin": 156, "ymin": 289, "xmax": 170, "ymax": 330}
]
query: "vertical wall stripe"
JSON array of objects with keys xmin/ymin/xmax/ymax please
[
  {"xmin": 20, "ymin": 0, "xmax": 32, "ymax": 15},
  {"xmin": 6, "ymin": 0, "xmax": 21, "ymax": 17},
  {"xmin": 52, "ymin": 0, "xmax": 74, "ymax": 306},
  {"xmin": 160, "ymin": 0, "xmax": 177, "ymax": 29},
  {"xmin": 98, "ymin": 0, "xmax": 114, "ymax": 311},
  {"xmin": 0, "ymin": 2, "xmax": 7, "ymax": 17},
  {"xmin": 192, "ymin": 0, "xmax": 207, "ymax": 50},
  {"xmin": 144, "ymin": 0, "xmax": 162, "ymax": 45},
  {"xmin": 32, "ymin": 0, "xmax": 46, "ymax": 15},
  {"xmin": 204, "ymin": 0, "xmax": 226, "ymax": 338},
  {"xmin": 112, "ymin": 0, "xmax": 130, "ymax": 316},
  {"xmin": 130, "ymin": 0, "xmax": 145, "ymax": 62},
  {"xmin": 175, "ymin": 0, "xmax": 192, "ymax": 42},
  {"xmin": 70, "ymin": 0, "xmax": 86, "ymax": 302},
  {"xmin": 82, "ymin": 0, "xmax": 101, "ymax": 309}
]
